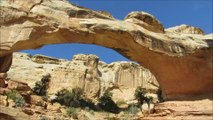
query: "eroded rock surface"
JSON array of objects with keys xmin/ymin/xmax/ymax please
[
  {"xmin": 143, "ymin": 99, "xmax": 213, "ymax": 120},
  {"xmin": 0, "ymin": 0, "xmax": 212, "ymax": 100},
  {"xmin": 125, "ymin": 11, "xmax": 164, "ymax": 33},
  {"xmin": 166, "ymin": 24, "xmax": 205, "ymax": 35},
  {"xmin": 7, "ymin": 52, "xmax": 158, "ymax": 100}
]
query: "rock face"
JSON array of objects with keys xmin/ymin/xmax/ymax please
[
  {"xmin": 7, "ymin": 52, "xmax": 158, "ymax": 100},
  {"xmin": 166, "ymin": 24, "xmax": 205, "ymax": 35},
  {"xmin": 125, "ymin": 11, "xmax": 164, "ymax": 33},
  {"xmin": 144, "ymin": 99, "xmax": 213, "ymax": 120},
  {"xmin": 7, "ymin": 80, "xmax": 31, "ymax": 92},
  {"xmin": 0, "ymin": 0, "xmax": 212, "ymax": 100}
]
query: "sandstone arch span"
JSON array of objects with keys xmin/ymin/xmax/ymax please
[{"xmin": 0, "ymin": 0, "xmax": 212, "ymax": 100}]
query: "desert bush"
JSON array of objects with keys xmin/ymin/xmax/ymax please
[
  {"xmin": 98, "ymin": 90, "xmax": 119, "ymax": 113},
  {"xmin": 134, "ymin": 86, "xmax": 153, "ymax": 110},
  {"xmin": 134, "ymin": 86, "xmax": 147, "ymax": 106},
  {"xmin": 122, "ymin": 104, "xmax": 140, "ymax": 120},
  {"xmin": 79, "ymin": 98, "xmax": 96, "ymax": 110},
  {"xmin": 7, "ymin": 90, "xmax": 25, "ymax": 107},
  {"xmin": 54, "ymin": 88, "xmax": 75, "ymax": 106},
  {"xmin": 54, "ymin": 87, "xmax": 96, "ymax": 109},
  {"xmin": 66, "ymin": 107, "xmax": 78, "ymax": 119},
  {"xmin": 33, "ymin": 74, "xmax": 51, "ymax": 96},
  {"xmin": 39, "ymin": 115, "xmax": 49, "ymax": 120},
  {"xmin": 127, "ymin": 104, "xmax": 139, "ymax": 115}
]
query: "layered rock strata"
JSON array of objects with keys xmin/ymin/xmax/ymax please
[{"xmin": 7, "ymin": 53, "xmax": 158, "ymax": 100}]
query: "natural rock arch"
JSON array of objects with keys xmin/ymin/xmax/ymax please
[{"xmin": 0, "ymin": 0, "xmax": 212, "ymax": 100}]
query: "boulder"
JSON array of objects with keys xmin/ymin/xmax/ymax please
[
  {"xmin": 0, "ymin": 95, "xmax": 7, "ymax": 106},
  {"xmin": 46, "ymin": 103, "xmax": 61, "ymax": 112},
  {"xmin": 0, "ymin": 88, "xmax": 11, "ymax": 95},
  {"xmin": 8, "ymin": 99, "xmax": 16, "ymax": 108},
  {"xmin": 0, "ymin": 79, "xmax": 6, "ymax": 88},
  {"xmin": 30, "ymin": 95, "xmax": 46, "ymax": 107},
  {"xmin": 22, "ymin": 108, "xmax": 34, "ymax": 115},
  {"xmin": 0, "ymin": 54, "xmax": 13, "ymax": 73},
  {"xmin": 0, "ymin": 73, "xmax": 7, "ymax": 79},
  {"xmin": 7, "ymin": 80, "xmax": 31, "ymax": 92},
  {"xmin": 125, "ymin": 11, "xmax": 164, "ymax": 33}
]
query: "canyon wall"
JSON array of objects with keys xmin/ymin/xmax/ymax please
[{"xmin": 7, "ymin": 53, "xmax": 158, "ymax": 100}]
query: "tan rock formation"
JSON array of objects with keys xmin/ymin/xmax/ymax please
[
  {"xmin": 0, "ymin": 105, "xmax": 30, "ymax": 120},
  {"xmin": 166, "ymin": 24, "xmax": 205, "ymax": 35},
  {"xmin": 144, "ymin": 99, "xmax": 213, "ymax": 120},
  {"xmin": 73, "ymin": 54, "xmax": 101, "ymax": 99},
  {"xmin": 7, "ymin": 80, "xmax": 31, "ymax": 92},
  {"xmin": 30, "ymin": 95, "xmax": 46, "ymax": 107},
  {"xmin": 0, "ymin": 79, "xmax": 6, "ymax": 88},
  {"xmin": 0, "ymin": 54, "xmax": 12, "ymax": 73},
  {"xmin": 0, "ymin": 73, "xmax": 7, "ymax": 79},
  {"xmin": 0, "ymin": 0, "xmax": 212, "ymax": 100},
  {"xmin": 124, "ymin": 11, "xmax": 164, "ymax": 33},
  {"xmin": 7, "ymin": 52, "xmax": 158, "ymax": 100}
]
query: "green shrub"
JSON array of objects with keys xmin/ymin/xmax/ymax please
[
  {"xmin": 79, "ymin": 98, "xmax": 96, "ymax": 110},
  {"xmin": 39, "ymin": 116, "xmax": 49, "ymax": 120},
  {"xmin": 145, "ymin": 96, "xmax": 153, "ymax": 109},
  {"xmin": 98, "ymin": 90, "xmax": 119, "ymax": 113},
  {"xmin": 134, "ymin": 86, "xmax": 147, "ymax": 106},
  {"xmin": 123, "ymin": 104, "xmax": 140, "ymax": 120},
  {"xmin": 33, "ymin": 74, "xmax": 51, "ymax": 96},
  {"xmin": 54, "ymin": 87, "xmax": 96, "ymax": 109},
  {"xmin": 66, "ymin": 107, "xmax": 78, "ymax": 119},
  {"xmin": 127, "ymin": 104, "xmax": 139, "ymax": 115},
  {"xmin": 54, "ymin": 89, "xmax": 75, "ymax": 106},
  {"xmin": 7, "ymin": 90, "xmax": 25, "ymax": 107},
  {"xmin": 134, "ymin": 86, "xmax": 153, "ymax": 109},
  {"xmin": 71, "ymin": 87, "xmax": 84, "ymax": 107}
]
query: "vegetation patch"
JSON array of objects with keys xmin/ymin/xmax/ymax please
[
  {"xmin": 7, "ymin": 89, "xmax": 25, "ymax": 107},
  {"xmin": 134, "ymin": 86, "xmax": 153, "ymax": 113},
  {"xmin": 54, "ymin": 87, "xmax": 96, "ymax": 109},
  {"xmin": 33, "ymin": 74, "xmax": 51, "ymax": 97},
  {"xmin": 66, "ymin": 107, "xmax": 78, "ymax": 119},
  {"xmin": 122, "ymin": 104, "xmax": 140, "ymax": 119},
  {"xmin": 98, "ymin": 90, "xmax": 119, "ymax": 113}
]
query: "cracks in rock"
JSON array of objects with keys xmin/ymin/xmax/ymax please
[{"xmin": 29, "ymin": 0, "xmax": 44, "ymax": 12}]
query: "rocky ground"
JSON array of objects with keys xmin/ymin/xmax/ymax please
[
  {"xmin": 0, "ymin": 83, "xmax": 212, "ymax": 120},
  {"xmin": 0, "ymin": 79, "xmax": 151, "ymax": 120},
  {"xmin": 142, "ymin": 99, "xmax": 213, "ymax": 120}
]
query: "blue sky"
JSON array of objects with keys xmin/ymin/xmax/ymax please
[{"xmin": 22, "ymin": 0, "xmax": 213, "ymax": 63}]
